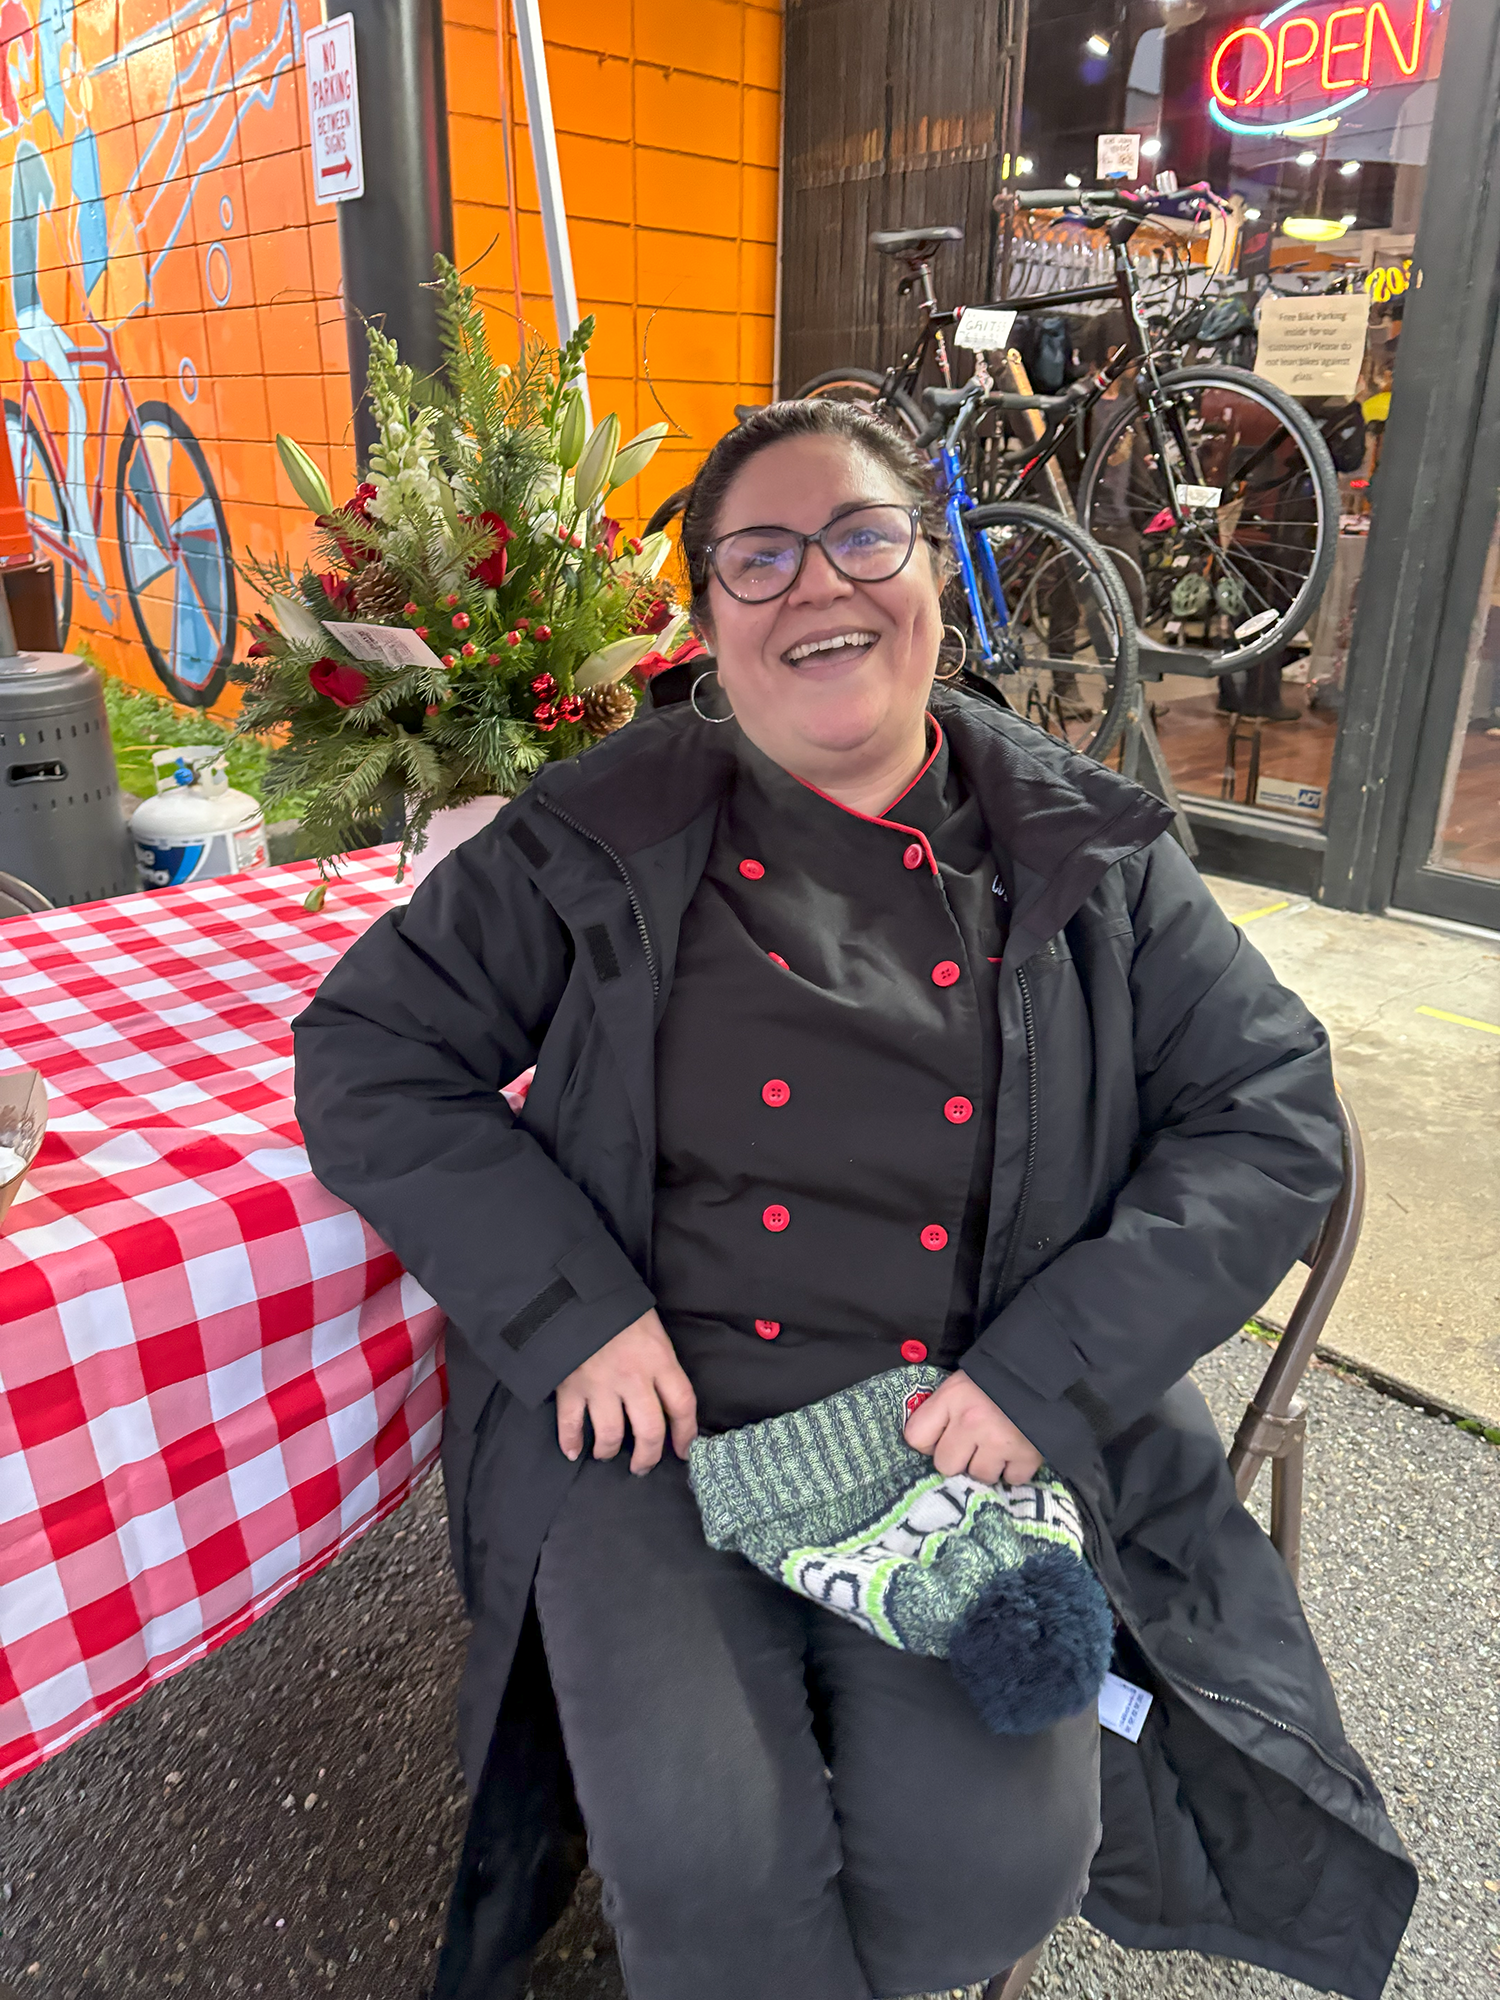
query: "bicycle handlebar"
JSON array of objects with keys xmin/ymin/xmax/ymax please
[{"xmin": 1010, "ymin": 181, "xmax": 1224, "ymax": 220}]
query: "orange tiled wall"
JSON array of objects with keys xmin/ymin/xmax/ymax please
[
  {"xmin": 442, "ymin": 0, "xmax": 782, "ymax": 529},
  {"xmin": 0, "ymin": 0, "xmax": 354, "ymax": 712}
]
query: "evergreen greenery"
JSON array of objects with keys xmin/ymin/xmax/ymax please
[{"xmin": 232, "ymin": 258, "xmax": 681, "ymax": 876}]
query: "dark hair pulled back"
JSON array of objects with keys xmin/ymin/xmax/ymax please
[{"xmin": 679, "ymin": 400, "xmax": 949, "ymax": 624}]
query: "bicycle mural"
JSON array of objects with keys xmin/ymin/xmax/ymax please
[{"xmin": 0, "ymin": 0, "xmax": 354, "ymax": 708}]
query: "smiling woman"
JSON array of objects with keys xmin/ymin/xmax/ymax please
[{"xmin": 293, "ymin": 398, "xmax": 1412, "ymax": 2000}]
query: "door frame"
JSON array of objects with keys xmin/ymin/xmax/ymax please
[{"xmin": 1320, "ymin": 0, "xmax": 1500, "ymax": 924}]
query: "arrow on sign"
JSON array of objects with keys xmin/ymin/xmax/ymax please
[{"xmin": 320, "ymin": 156, "xmax": 353, "ymax": 180}]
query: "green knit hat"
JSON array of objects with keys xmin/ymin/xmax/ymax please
[{"xmin": 688, "ymin": 1365, "xmax": 1113, "ymax": 1735}]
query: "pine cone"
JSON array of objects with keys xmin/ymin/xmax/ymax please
[
  {"xmin": 580, "ymin": 682, "xmax": 637, "ymax": 737},
  {"xmin": 353, "ymin": 562, "xmax": 408, "ymax": 621}
]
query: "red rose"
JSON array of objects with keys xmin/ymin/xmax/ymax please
[
  {"xmin": 636, "ymin": 597, "xmax": 674, "ymax": 634},
  {"xmin": 308, "ymin": 658, "xmax": 370, "ymax": 707},
  {"xmin": 316, "ymin": 571, "xmax": 358, "ymax": 614},
  {"xmin": 635, "ymin": 634, "xmax": 708, "ymax": 682},
  {"xmin": 346, "ymin": 482, "xmax": 378, "ymax": 521},
  {"xmin": 468, "ymin": 511, "xmax": 513, "ymax": 589}
]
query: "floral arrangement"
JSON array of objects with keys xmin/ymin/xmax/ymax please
[{"xmin": 232, "ymin": 257, "xmax": 702, "ymax": 882}]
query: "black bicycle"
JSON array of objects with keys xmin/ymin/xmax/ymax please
[{"xmin": 797, "ymin": 186, "xmax": 1341, "ymax": 675}]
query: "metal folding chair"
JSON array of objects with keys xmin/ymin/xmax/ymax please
[{"xmin": 1227, "ymin": 1087, "xmax": 1366, "ymax": 1583}]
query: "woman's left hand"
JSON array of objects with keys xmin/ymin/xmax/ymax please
[{"xmin": 903, "ymin": 1370, "xmax": 1043, "ymax": 1486}]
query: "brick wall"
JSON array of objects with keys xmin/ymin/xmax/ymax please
[{"xmin": 441, "ymin": 0, "xmax": 783, "ymax": 529}]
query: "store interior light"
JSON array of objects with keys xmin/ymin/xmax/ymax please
[
  {"xmin": 1340, "ymin": 213, "xmax": 1358, "ymax": 227},
  {"xmin": 1141, "ymin": 137, "xmax": 1163, "ymax": 158},
  {"xmin": 1245, "ymin": 206, "xmax": 1262, "ymax": 219},
  {"xmin": 1086, "ymin": 33, "xmax": 1111, "ymax": 55},
  {"xmin": 1016, "ymin": 156, "xmax": 1035, "ymax": 174},
  {"xmin": 1282, "ymin": 215, "xmax": 1351, "ymax": 241},
  {"xmin": 1340, "ymin": 159, "xmax": 1361, "ymax": 175},
  {"xmin": 1065, "ymin": 172, "xmax": 1083, "ymax": 187},
  {"xmin": 1295, "ymin": 150, "xmax": 1319, "ymax": 166}
]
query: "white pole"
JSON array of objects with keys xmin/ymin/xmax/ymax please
[{"xmin": 510, "ymin": 0, "xmax": 591, "ymax": 423}]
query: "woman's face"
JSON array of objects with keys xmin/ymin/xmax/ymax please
[{"xmin": 698, "ymin": 434, "xmax": 943, "ymax": 778}]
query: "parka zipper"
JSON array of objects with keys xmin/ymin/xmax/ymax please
[
  {"xmin": 540, "ymin": 799, "xmax": 659, "ymax": 994},
  {"xmin": 996, "ymin": 961, "xmax": 1040, "ymax": 1299},
  {"xmin": 1076, "ymin": 1508, "xmax": 1369, "ymax": 1798}
]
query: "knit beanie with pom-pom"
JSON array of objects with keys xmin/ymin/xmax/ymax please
[{"xmin": 688, "ymin": 1364, "xmax": 1113, "ymax": 1736}]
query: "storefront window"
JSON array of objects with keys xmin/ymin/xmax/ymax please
[{"xmin": 1019, "ymin": 0, "xmax": 1450, "ymax": 828}]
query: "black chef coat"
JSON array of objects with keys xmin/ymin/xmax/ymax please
[{"xmin": 652, "ymin": 716, "xmax": 1009, "ymax": 1432}]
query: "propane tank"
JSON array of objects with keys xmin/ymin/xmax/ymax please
[{"xmin": 130, "ymin": 749, "xmax": 268, "ymax": 890}]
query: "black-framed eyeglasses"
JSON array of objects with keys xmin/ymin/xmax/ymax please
[{"xmin": 705, "ymin": 505, "xmax": 922, "ymax": 604}]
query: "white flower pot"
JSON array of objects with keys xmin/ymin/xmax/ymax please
[{"xmin": 405, "ymin": 795, "xmax": 509, "ymax": 888}]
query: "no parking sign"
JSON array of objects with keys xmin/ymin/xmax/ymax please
[{"xmin": 306, "ymin": 14, "xmax": 365, "ymax": 205}]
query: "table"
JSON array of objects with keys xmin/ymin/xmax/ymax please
[{"xmin": 0, "ymin": 851, "xmax": 445, "ymax": 1790}]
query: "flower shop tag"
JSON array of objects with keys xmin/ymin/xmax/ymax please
[
  {"xmin": 325, "ymin": 621, "xmax": 449, "ymax": 671},
  {"xmin": 1097, "ymin": 1671, "xmax": 1153, "ymax": 1742}
]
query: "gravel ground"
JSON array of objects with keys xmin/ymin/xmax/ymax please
[{"xmin": 1, "ymin": 1335, "xmax": 1495, "ymax": 2000}]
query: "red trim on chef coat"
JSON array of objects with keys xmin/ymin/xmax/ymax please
[{"xmin": 789, "ymin": 720, "xmax": 946, "ymax": 877}]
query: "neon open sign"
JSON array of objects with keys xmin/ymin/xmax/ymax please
[{"xmin": 1207, "ymin": 0, "xmax": 1438, "ymax": 136}]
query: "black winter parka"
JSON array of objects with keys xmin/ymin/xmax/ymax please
[{"xmin": 293, "ymin": 687, "xmax": 1416, "ymax": 2000}]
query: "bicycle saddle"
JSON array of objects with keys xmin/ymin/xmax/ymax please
[{"xmin": 869, "ymin": 226, "xmax": 963, "ymax": 258}]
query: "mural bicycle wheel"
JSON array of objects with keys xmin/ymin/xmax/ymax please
[
  {"xmin": 4, "ymin": 400, "xmax": 74, "ymax": 647},
  {"xmin": 115, "ymin": 401, "xmax": 236, "ymax": 708}
]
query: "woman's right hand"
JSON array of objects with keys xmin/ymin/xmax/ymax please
[{"xmin": 555, "ymin": 1309, "xmax": 698, "ymax": 1473}]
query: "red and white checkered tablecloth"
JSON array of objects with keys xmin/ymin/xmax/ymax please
[{"xmin": 0, "ymin": 850, "xmax": 447, "ymax": 1790}]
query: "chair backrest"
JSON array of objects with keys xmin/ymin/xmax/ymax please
[{"xmin": 1228, "ymin": 1086, "xmax": 1365, "ymax": 1498}]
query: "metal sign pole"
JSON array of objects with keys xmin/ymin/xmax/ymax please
[{"xmin": 510, "ymin": 0, "xmax": 590, "ymax": 422}]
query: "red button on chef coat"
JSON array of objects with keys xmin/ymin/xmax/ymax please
[
  {"xmin": 901, "ymin": 1339, "xmax": 929, "ymax": 1364},
  {"xmin": 920, "ymin": 1223, "xmax": 949, "ymax": 1251},
  {"xmin": 931, "ymin": 960, "xmax": 961, "ymax": 987},
  {"xmin": 903, "ymin": 842, "xmax": 925, "ymax": 870},
  {"xmin": 944, "ymin": 1095, "xmax": 973, "ymax": 1124},
  {"xmin": 755, "ymin": 1319, "xmax": 781, "ymax": 1340},
  {"xmin": 762, "ymin": 1204, "xmax": 790, "ymax": 1232},
  {"xmin": 761, "ymin": 1079, "xmax": 791, "ymax": 1107},
  {"xmin": 739, "ymin": 858, "xmax": 765, "ymax": 880}
]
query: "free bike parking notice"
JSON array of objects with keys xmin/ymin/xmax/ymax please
[
  {"xmin": 1255, "ymin": 294, "xmax": 1370, "ymax": 402},
  {"xmin": 306, "ymin": 14, "xmax": 365, "ymax": 205}
]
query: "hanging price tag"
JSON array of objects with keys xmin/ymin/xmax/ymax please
[
  {"xmin": 1097, "ymin": 133, "xmax": 1140, "ymax": 181},
  {"xmin": 955, "ymin": 307, "xmax": 1018, "ymax": 352}
]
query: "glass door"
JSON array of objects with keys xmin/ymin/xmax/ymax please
[{"xmin": 1390, "ymin": 487, "xmax": 1500, "ymax": 927}]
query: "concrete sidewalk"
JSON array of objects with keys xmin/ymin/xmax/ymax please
[{"xmin": 1205, "ymin": 880, "xmax": 1500, "ymax": 1430}]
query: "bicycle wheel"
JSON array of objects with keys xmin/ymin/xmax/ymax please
[
  {"xmin": 1077, "ymin": 365, "xmax": 1338, "ymax": 672},
  {"xmin": 115, "ymin": 400, "xmax": 236, "ymax": 708},
  {"xmin": 794, "ymin": 366, "xmax": 924, "ymax": 439},
  {"xmin": 4, "ymin": 400, "xmax": 73, "ymax": 645},
  {"xmin": 958, "ymin": 500, "xmax": 1139, "ymax": 761}
]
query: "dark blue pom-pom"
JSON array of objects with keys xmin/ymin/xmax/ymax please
[{"xmin": 947, "ymin": 1550, "xmax": 1115, "ymax": 1735}]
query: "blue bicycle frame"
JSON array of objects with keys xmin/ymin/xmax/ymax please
[{"xmin": 936, "ymin": 436, "xmax": 1010, "ymax": 673}]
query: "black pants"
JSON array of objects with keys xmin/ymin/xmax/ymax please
[{"xmin": 534, "ymin": 1452, "xmax": 1101, "ymax": 2000}]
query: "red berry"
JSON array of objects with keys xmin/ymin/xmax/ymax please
[
  {"xmin": 559, "ymin": 694, "xmax": 585, "ymax": 723},
  {"xmin": 415, "ymin": 626, "xmax": 429, "ymax": 640},
  {"xmin": 445, "ymin": 592, "xmax": 460, "ymax": 608},
  {"xmin": 533, "ymin": 702, "xmax": 558, "ymax": 731},
  {"xmin": 452, "ymin": 610, "xmax": 470, "ymax": 630},
  {"xmin": 530, "ymin": 672, "xmax": 557, "ymax": 696},
  {"xmin": 516, "ymin": 618, "xmax": 530, "ymax": 631},
  {"xmin": 528, "ymin": 588, "xmax": 544, "ymax": 604},
  {"xmin": 626, "ymin": 536, "xmax": 643, "ymax": 555},
  {"xmin": 487, "ymin": 652, "xmax": 501, "ymax": 664},
  {"xmin": 403, "ymin": 601, "xmax": 420, "ymax": 617},
  {"xmin": 533, "ymin": 624, "xmax": 552, "ymax": 642},
  {"xmin": 461, "ymin": 641, "xmax": 478, "ymax": 657},
  {"xmin": 506, "ymin": 630, "xmax": 523, "ymax": 648},
  {"xmin": 442, "ymin": 653, "xmax": 456, "ymax": 668},
  {"xmin": 425, "ymin": 703, "xmax": 440, "ymax": 716}
]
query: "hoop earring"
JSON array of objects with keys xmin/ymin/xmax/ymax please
[{"xmin": 690, "ymin": 669, "xmax": 733, "ymax": 723}]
